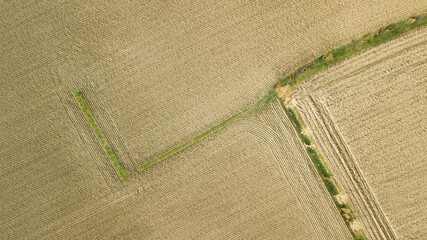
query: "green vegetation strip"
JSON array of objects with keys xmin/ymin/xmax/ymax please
[
  {"xmin": 139, "ymin": 91, "xmax": 277, "ymax": 170},
  {"xmin": 277, "ymin": 13, "xmax": 427, "ymax": 89},
  {"xmin": 280, "ymin": 101, "xmax": 365, "ymax": 240},
  {"xmin": 74, "ymin": 92, "xmax": 128, "ymax": 179}
]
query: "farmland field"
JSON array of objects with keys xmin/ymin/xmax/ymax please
[
  {"xmin": 292, "ymin": 26, "xmax": 427, "ymax": 239},
  {"xmin": 3, "ymin": 0, "xmax": 425, "ymax": 167},
  {"xmin": 1, "ymin": 101, "xmax": 352, "ymax": 239},
  {"xmin": 1, "ymin": 1, "xmax": 427, "ymax": 239}
]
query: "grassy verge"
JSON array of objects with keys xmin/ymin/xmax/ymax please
[
  {"xmin": 138, "ymin": 90, "xmax": 277, "ymax": 171},
  {"xmin": 74, "ymin": 91, "xmax": 128, "ymax": 179},
  {"xmin": 277, "ymin": 13, "xmax": 427, "ymax": 89},
  {"xmin": 280, "ymin": 101, "xmax": 365, "ymax": 240}
]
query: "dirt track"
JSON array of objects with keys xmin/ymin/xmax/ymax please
[{"xmin": 293, "ymin": 26, "xmax": 427, "ymax": 239}]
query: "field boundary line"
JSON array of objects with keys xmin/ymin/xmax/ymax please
[
  {"xmin": 138, "ymin": 91, "xmax": 277, "ymax": 170},
  {"xmin": 247, "ymin": 103, "xmax": 353, "ymax": 239},
  {"xmin": 74, "ymin": 91, "xmax": 128, "ymax": 179},
  {"xmin": 56, "ymin": 87, "xmax": 118, "ymax": 187},
  {"xmin": 79, "ymin": 79, "xmax": 139, "ymax": 173}
]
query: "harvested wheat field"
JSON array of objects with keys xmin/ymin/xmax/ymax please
[
  {"xmin": 292, "ymin": 26, "xmax": 427, "ymax": 239},
  {"xmin": 1, "ymin": 0, "xmax": 427, "ymax": 239}
]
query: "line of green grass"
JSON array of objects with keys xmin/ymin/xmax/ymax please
[
  {"xmin": 277, "ymin": 13, "xmax": 427, "ymax": 89},
  {"xmin": 280, "ymin": 101, "xmax": 365, "ymax": 240},
  {"xmin": 138, "ymin": 89, "xmax": 277, "ymax": 171},
  {"xmin": 74, "ymin": 91, "xmax": 128, "ymax": 179}
]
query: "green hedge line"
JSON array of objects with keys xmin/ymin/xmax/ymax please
[{"xmin": 74, "ymin": 91, "xmax": 128, "ymax": 179}]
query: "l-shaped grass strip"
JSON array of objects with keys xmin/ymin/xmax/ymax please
[
  {"xmin": 280, "ymin": 100, "xmax": 365, "ymax": 240},
  {"xmin": 74, "ymin": 91, "xmax": 128, "ymax": 179},
  {"xmin": 276, "ymin": 12, "xmax": 427, "ymax": 89},
  {"xmin": 139, "ymin": 91, "xmax": 277, "ymax": 170}
]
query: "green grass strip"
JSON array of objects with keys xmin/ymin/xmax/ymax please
[
  {"xmin": 280, "ymin": 101, "xmax": 365, "ymax": 240},
  {"xmin": 74, "ymin": 91, "xmax": 128, "ymax": 179},
  {"xmin": 277, "ymin": 13, "xmax": 427, "ymax": 89},
  {"xmin": 139, "ymin": 90, "xmax": 277, "ymax": 170}
]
